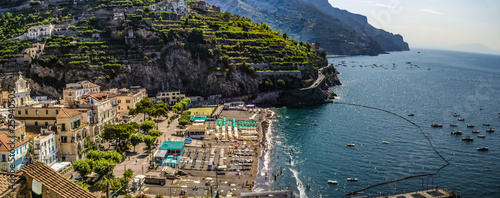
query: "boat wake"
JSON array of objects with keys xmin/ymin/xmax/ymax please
[{"xmin": 290, "ymin": 168, "xmax": 308, "ymax": 198}]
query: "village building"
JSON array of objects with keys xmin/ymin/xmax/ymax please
[
  {"xmin": 0, "ymin": 134, "xmax": 30, "ymax": 171},
  {"xmin": 0, "ymin": 73, "xmax": 34, "ymax": 108},
  {"xmin": 0, "ymin": 118, "xmax": 26, "ymax": 141},
  {"xmin": 79, "ymin": 92, "xmax": 118, "ymax": 138},
  {"xmin": 63, "ymin": 80, "xmax": 101, "ymax": 107},
  {"xmin": 156, "ymin": 91, "xmax": 185, "ymax": 106},
  {"xmin": 117, "ymin": 87, "xmax": 147, "ymax": 117},
  {"xmin": 33, "ymin": 128, "xmax": 58, "ymax": 166},
  {"xmin": 26, "ymin": 24, "xmax": 54, "ymax": 40},
  {"xmin": 154, "ymin": 141, "xmax": 185, "ymax": 167},
  {"xmin": 186, "ymin": 124, "xmax": 206, "ymax": 139}
]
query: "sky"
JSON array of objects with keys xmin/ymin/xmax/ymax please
[{"xmin": 328, "ymin": 0, "xmax": 500, "ymax": 55}]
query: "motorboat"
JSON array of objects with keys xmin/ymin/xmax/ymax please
[
  {"xmin": 483, "ymin": 123, "xmax": 490, "ymax": 126},
  {"xmin": 462, "ymin": 136, "xmax": 473, "ymax": 141},
  {"xmin": 477, "ymin": 135, "xmax": 485, "ymax": 138},
  {"xmin": 450, "ymin": 124, "xmax": 458, "ymax": 127},
  {"xmin": 450, "ymin": 131, "xmax": 462, "ymax": 135},
  {"xmin": 408, "ymin": 114, "xmax": 415, "ymax": 116},
  {"xmin": 312, "ymin": 123, "xmax": 318, "ymax": 126},
  {"xmin": 486, "ymin": 128, "xmax": 495, "ymax": 132},
  {"xmin": 347, "ymin": 178, "xmax": 358, "ymax": 181},
  {"xmin": 453, "ymin": 113, "xmax": 460, "ymax": 117},
  {"xmin": 477, "ymin": 147, "xmax": 489, "ymax": 151},
  {"xmin": 431, "ymin": 123, "xmax": 443, "ymax": 127},
  {"xmin": 382, "ymin": 141, "xmax": 390, "ymax": 144},
  {"xmin": 458, "ymin": 118, "xmax": 465, "ymax": 121},
  {"xmin": 472, "ymin": 129, "xmax": 480, "ymax": 133},
  {"xmin": 327, "ymin": 180, "xmax": 338, "ymax": 184},
  {"xmin": 347, "ymin": 143, "xmax": 355, "ymax": 147},
  {"xmin": 467, "ymin": 124, "xmax": 474, "ymax": 127},
  {"xmin": 295, "ymin": 124, "xmax": 301, "ymax": 126}
]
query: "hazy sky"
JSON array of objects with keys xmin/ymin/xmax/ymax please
[{"xmin": 328, "ymin": 0, "xmax": 500, "ymax": 55}]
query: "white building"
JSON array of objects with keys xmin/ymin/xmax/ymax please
[
  {"xmin": 156, "ymin": 91, "xmax": 185, "ymax": 106},
  {"xmin": 0, "ymin": 133, "xmax": 30, "ymax": 171},
  {"xmin": 63, "ymin": 81, "xmax": 101, "ymax": 106},
  {"xmin": 26, "ymin": 24, "xmax": 54, "ymax": 40},
  {"xmin": 33, "ymin": 128, "xmax": 58, "ymax": 166},
  {"xmin": 13, "ymin": 73, "xmax": 33, "ymax": 107}
]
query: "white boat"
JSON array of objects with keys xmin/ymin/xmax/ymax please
[
  {"xmin": 477, "ymin": 147, "xmax": 489, "ymax": 151},
  {"xmin": 450, "ymin": 124, "xmax": 458, "ymax": 127},
  {"xmin": 295, "ymin": 124, "xmax": 301, "ymax": 126},
  {"xmin": 483, "ymin": 123, "xmax": 490, "ymax": 126},
  {"xmin": 472, "ymin": 129, "xmax": 480, "ymax": 133},
  {"xmin": 467, "ymin": 124, "xmax": 474, "ymax": 127},
  {"xmin": 486, "ymin": 128, "xmax": 495, "ymax": 132},
  {"xmin": 382, "ymin": 141, "xmax": 390, "ymax": 144},
  {"xmin": 451, "ymin": 131, "xmax": 462, "ymax": 135},
  {"xmin": 431, "ymin": 123, "xmax": 443, "ymax": 127},
  {"xmin": 458, "ymin": 118, "xmax": 465, "ymax": 121},
  {"xmin": 347, "ymin": 143, "xmax": 355, "ymax": 147},
  {"xmin": 462, "ymin": 136, "xmax": 474, "ymax": 141},
  {"xmin": 477, "ymin": 135, "xmax": 485, "ymax": 138},
  {"xmin": 327, "ymin": 180, "xmax": 338, "ymax": 184},
  {"xmin": 347, "ymin": 178, "xmax": 358, "ymax": 181}
]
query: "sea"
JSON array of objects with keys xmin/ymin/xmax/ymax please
[{"xmin": 253, "ymin": 49, "xmax": 500, "ymax": 198}]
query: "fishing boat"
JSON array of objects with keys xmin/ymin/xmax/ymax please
[
  {"xmin": 486, "ymin": 128, "xmax": 495, "ymax": 132},
  {"xmin": 453, "ymin": 113, "xmax": 460, "ymax": 117},
  {"xmin": 477, "ymin": 135, "xmax": 485, "ymax": 138},
  {"xmin": 347, "ymin": 143, "xmax": 355, "ymax": 147},
  {"xmin": 312, "ymin": 123, "xmax": 318, "ymax": 126},
  {"xmin": 450, "ymin": 124, "xmax": 458, "ymax": 127},
  {"xmin": 472, "ymin": 129, "xmax": 480, "ymax": 133},
  {"xmin": 382, "ymin": 141, "xmax": 390, "ymax": 144},
  {"xmin": 483, "ymin": 123, "xmax": 490, "ymax": 126},
  {"xmin": 477, "ymin": 147, "xmax": 489, "ymax": 151},
  {"xmin": 467, "ymin": 124, "xmax": 475, "ymax": 127},
  {"xmin": 327, "ymin": 180, "xmax": 338, "ymax": 184},
  {"xmin": 458, "ymin": 118, "xmax": 465, "ymax": 121},
  {"xmin": 462, "ymin": 136, "xmax": 474, "ymax": 141},
  {"xmin": 451, "ymin": 131, "xmax": 462, "ymax": 135},
  {"xmin": 347, "ymin": 178, "xmax": 358, "ymax": 181},
  {"xmin": 431, "ymin": 123, "xmax": 443, "ymax": 127},
  {"xmin": 408, "ymin": 114, "xmax": 415, "ymax": 116}
]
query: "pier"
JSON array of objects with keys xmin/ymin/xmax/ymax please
[{"xmin": 367, "ymin": 188, "xmax": 460, "ymax": 198}]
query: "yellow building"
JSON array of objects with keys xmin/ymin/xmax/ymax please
[
  {"xmin": 0, "ymin": 118, "xmax": 26, "ymax": 141},
  {"xmin": 156, "ymin": 91, "xmax": 185, "ymax": 106},
  {"xmin": 1, "ymin": 73, "xmax": 33, "ymax": 108},
  {"xmin": 117, "ymin": 87, "xmax": 147, "ymax": 115}
]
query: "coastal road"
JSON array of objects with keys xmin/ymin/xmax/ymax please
[{"xmin": 301, "ymin": 65, "xmax": 329, "ymax": 90}]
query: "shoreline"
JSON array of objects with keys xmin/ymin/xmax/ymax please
[{"xmin": 250, "ymin": 108, "xmax": 274, "ymax": 192}]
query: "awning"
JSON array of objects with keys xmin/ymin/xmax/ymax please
[{"xmin": 154, "ymin": 150, "xmax": 168, "ymax": 158}]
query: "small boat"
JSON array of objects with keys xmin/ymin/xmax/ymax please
[
  {"xmin": 477, "ymin": 147, "xmax": 489, "ymax": 151},
  {"xmin": 312, "ymin": 123, "xmax": 318, "ymax": 126},
  {"xmin": 382, "ymin": 141, "xmax": 390, "ymax": 144},
  {"xmin": 451, "ymin": 131, "xmax": 462, "ymax": 135},
  {"xmin": 458, "ymin": 118, "xmax": 465, "ymax": 121},
  {"xmin": 453, "ymin": 113, "xmax": 460, "ymax": 117},
  {"xmin": 295, "ymin": 124, "xmax": 301, "ymax": 126},
  {"xmin": 467, "ymin": 124, "xmax": 474, "ymax": 127},
  {"xmin": 477, "ymin": 135, "xmax": 485, "ymax": 138},
  {"xmin": 431, "ymin": 123, "xmax": 443, "ymax": 127},
  {"xmin": 462, "ymin": 136, "xmax": 474, "ymax": 141},
  {"xmin": 486, "ymin": 128, "xmax": 495, "ymax": 132},
  {"xmin": 483, "ymin": 123, "xmax": 490, "ymax": 126},
  {"xmin": 450, "ymin": 124, "xmax": 458, "ymax": 127},
  {"xmin": 408, "ymin": 114, "xmax": 415, "ymax": 116},
  {"xmin": 327, "ymin": 180, "xmax": 338, "ymax": 184},
  {"xmin": 347, "ymin": 143, "xmax": 355, "ymax": 147},
  {"xmin": 347, "ymin": 178, "xmax": 358, "ymax": 181},
  {"xmin": 472, "ymin": 129, "xmax": 480, "ymax": 133}
]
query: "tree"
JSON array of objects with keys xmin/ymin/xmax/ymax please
[
  {"xmin": 148, "ymin": 129, "xmax": 163, "ymax": 138},
  {"xmin": 87, "ymin": 150, "xmax": 122, "ymax": 163},
  {"xmin": 73, "ymin": 159, "xmax": 92, "ymax": 180},
  {"xmin": 94, "ymin": 159, "xmax": 113, "ymax": 178},
  {"xmin": 144, "ymin": 135, "xmax": 156, "ymax": 150},
  {"xmin": 140, "ymin": 120, "xmax": 155, "ymax": 132},
  {"xmin": 102, "ymin": 123, "xmax": 137, "ymax": 151},
  {"xmin": 151, "ymin": 102, "xmax": 169, "ymax": 129},
  {"xmin": 130, "ymin": 98, "xmax": 154, "ymax": 121},
  {"xmin": 130, "ymin": 133, "xmax": 144, "ymax": 152},
  {"xmin": 76, "ymin": 181, "xmax": 89, "ymax": 191},
  {"xmin": 123, "ymin": 169, "xmax": 134, "ymax": 180}
]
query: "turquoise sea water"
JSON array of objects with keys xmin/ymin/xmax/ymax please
[{"xmin": 253, "ymin": 49, "xmax": 500, "ymax": 197}]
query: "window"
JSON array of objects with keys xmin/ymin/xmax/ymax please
[
  {"xmin": 118, "ymin": 100, "xmax": 121, "ymax": 103},
  {"xmin": 126, "ymin": 100, "xmax": 130, "ymax": 103},
  {"xmin": 18, "ymin": 111, "xmax": 21, "ymax": 115},
  {"xmin": 46, "ymin": 110, "xmax": 48, "ymax": 114},
  {"xmin": 56, "ymin": 110, "xmax": 59, "ymax": 114},
  {"xmin": 45, "ymin": 122, "xmax": 48, "ymax": 126},
  {"xmin": 35, "ymin": 121, "xmax": 38, "ymax": 126},
  {"xmin": 61, "ymin": 123, "xmax": 66, "ymax": 131},
  {"xmin": 36, "ymin": 110, "xmax": 38, "ymax": 115},
  {"xmin": 127, "ymin": 106, "xmax": 130, "ymax": 110},
  {"xmin": 25, "ymin": 110, "xmax": 28, "ymax": 114},
  {"xmin": 61, "ymin": 136, "xmax": 67, "ymax": 143},
  {"xmin": 1, "ymin": 154, "xmax": 5, "ymax": 162}
]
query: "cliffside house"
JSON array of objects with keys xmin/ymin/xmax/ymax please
[
  {"xmin": 0, "ymin": 73, "xmax": 34, "ymax": 108},
  {"xmin": 18, "ymin": 42, "xmax": 45, "ymax": 64},
  {"xmin": 0, "ymin": 134, "xmax": 30, "ymax": 171},
  {"xmin": 156, "ymin": 91, "xmax": 185, "ymax": 106},
  {"xmin": 33, "ymin": 128, "xmax": 58, "ymax": 166},
  {"xmin": 63, "ymin": 81, "xmax": 101, "ymax": 107},
  {"xmin": 117, "ymin": 87, "xmax": 147, "ymax": 118},
  {"xmin": 167, "ymin": 0, "xmax": 188, "ymax": 15},
  {"xmin": 26, "ymin": 24, "xmax": 54, "ymax": 40}
]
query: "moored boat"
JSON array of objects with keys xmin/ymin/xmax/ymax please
[
  {"xmin": 483, "ymin": 123, "xmax": 490, "ymax": 126},
  {"xmin": 462, "ymin": 136, "xmax": 473, "ymax": 141},
  {"xmin": 347, "ymin": 143, "xmax": 355, "ymax": 147},
  {"xmin": 431, "ymin": 123, "xmax": 443, "ymax": 127},
  {"xmin": 408, "ymin": 114, "xmax": 415, "ymax": 116},
  {"xmin": 453, "ymin": 113, "xmax": 460, "ymax": 117},
  {"xmin": 347, "ymin": 178, "xmax": 358, "ymax": 181},
  {"xmin": 327, "ymin": 180, "xmax": 338, "ymax": 184},
  {"xmin": 472, "ymin": 129, "xmax": 480, "ymax": 133},
  {"xmin": 477, "ymin": 147, "xmax": 489, "ymax": 151},
  {"xmin": 312, "ymin": 123, "xmax": 318, "ymax": 126},
  {"xmin": 451, "ymin": 131, "xmax": 462, "ymax": 135},
  {"xmin": 450, "ymin": 124, "xmax": 458, "ymax": 127},
  {"xmin": 458, "ymin": 118, "xmax": 465, "ymax": 121},
  {"xmin": 486, "ymin": 128, "xmax": 495, "ymax": 132},
  {"xmin": 477, "ymin": 135, "xmax": 485, "ymax": 138},
  {"xmin": 467, "ymin": 124, "xmax": 474, "ymax": 127},
  {"xmin": 382, "ymin": 141, "xmax": 390, "ymax": 144}
]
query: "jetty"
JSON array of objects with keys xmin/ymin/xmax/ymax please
[{"xmin": 368, "ymin": 188, "xmax": 460, "ymax": 198}]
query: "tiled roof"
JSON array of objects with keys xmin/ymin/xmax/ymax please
[
  {"xmin": 87, "ymin": 81, "xmax": 100, "ymax": 88},
  {"xmin": 0, "ymin": 172, "xmax": 23, "ymax": 195},
  {"xmin": 21, "ymin": 162, "xmax": 97, "ymax": 198},
  {"xmin": 0, "ymin": 134, "xmax": 29, "ymax": 152},
  {"xmin": 56, "ymin": 108, "xmax": 82, "ymax": 119}
]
